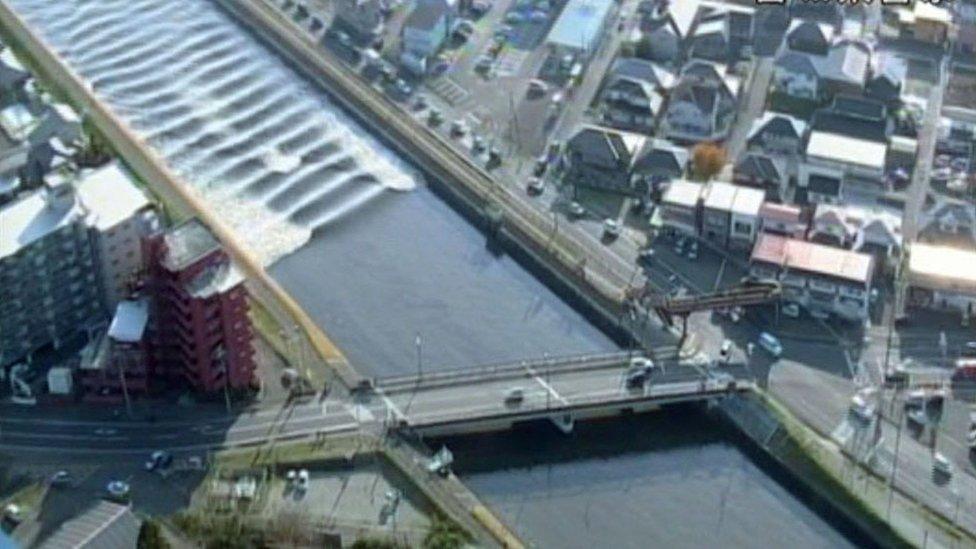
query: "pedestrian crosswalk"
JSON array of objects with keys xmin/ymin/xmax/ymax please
[{"xmin": 427, "ymin": 77, "xmax": 473, "ymax": 109}]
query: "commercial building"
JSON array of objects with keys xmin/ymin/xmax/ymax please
[
  {"xmin": 906, "ymin": 243, "xmax": 976, "ymax": 318},
  {"xmin": 658, "ymin": 179, "xmax": 704, "ymax": 236},
  {"xmin": 143, "ymin": 219, "xmax": 256, "ymax": 393},
  {"xmin": 79, "ymin": 299, "xmax": 151, "ymax": 404},
  {"xmin": 0, "ymin": 179, "xmax": 105, "ymax": 367},
  {"xmin": 699, "ymin": 181, "xmax": 764, "ymax": 249},
  {"xmin": 750, "ymin": 233, "xmax": 875, "ymax": 321},
  {"xmin": 545, "ymin": 0, "xmax": 615, "ymax": 59}
]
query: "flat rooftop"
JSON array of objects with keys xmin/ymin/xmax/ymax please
[
  {"xmin": 0, "ymin": 187, "xmax": 81, "ymax": 260},
  {"xmin": 546, "ymin": 0, "xmax": 614, "ymax": 52},
  {"xmin": 751, "ymin": 232, "xmax": 874, "ymax": 284},
  {"xmin": 662, "ymin": 179, "xmax": 704, "ymax": 208},
  {"xmin": 76, "ymin": 162, "xmax": 152, "ymax": 231},
  {"xmin": 806, "ymin": 131, "xmax": 887, "ymax": 170},
  {"xmin": 161, "ymin": 218, "xmax": 221, "ymax": 272},
  {"xmin": 908, "ymin": 242, "xmax": 976, "ymax": 291}
]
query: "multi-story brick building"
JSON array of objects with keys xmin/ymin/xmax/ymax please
[
  {"xmin": 79, "ymin": 299, "xmax": 151, "ymax": 404},
  {"xmin": 143, "ymin": 219, "xmax": 256, "ymax": 393}
]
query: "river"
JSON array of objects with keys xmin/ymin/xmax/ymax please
[{"xmin": 2, "ymin": 0, "xmax": 876, "ymax": 545}]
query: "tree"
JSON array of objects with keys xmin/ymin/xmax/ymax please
[
  {"xmin": 422, "ymin": 515, "xmax": 470, "ymax": 549},
  {"xmin": 75, "ymin": 117, "xmax": 113, "ymax": 168},
  {"xmin": 691, "ymin": 142, "xmax": 727, "ymax": 181},
  {"xmin": 137, "ymin": 519, "xmax": 170, "ymax": 549}
]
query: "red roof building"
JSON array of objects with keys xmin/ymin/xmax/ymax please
[{"xmin": 749, "ymin": 233, "xmax": 874, "ymax": 320}]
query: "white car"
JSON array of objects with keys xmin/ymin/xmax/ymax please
[
  {"xmin": 933, "ymin": 453, "xmax": 953, "ymax": 476},
  {"xmin": 296, "ymin": 469, "xmax": 310, "ymax": 491},
  {"xmin": 849, "ymin": 394, "xmax": 875, "ymax": 422},
  {"xmin": 719, "ymin": 339, "xmax": 733, "ymax": 363},
  {"xmin": 567, "ymin": 201, "xmax": 585, "ymax": 218},
  {"xmin": 603, "ymin": 219, "xmax": 621, "ymax": 239},
  {"xmin": 758, "ymin": 332, "xmax": 783, "ymax": 358}
]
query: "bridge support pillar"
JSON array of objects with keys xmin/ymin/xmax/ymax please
[{"xmin": 550, "ymin": 413, "xmax": 575, "ymax": 434}]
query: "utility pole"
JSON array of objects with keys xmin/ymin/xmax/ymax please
[
  {"xmin": 887, "ymin": 403, "xmax": 904, "ymax": 520},
  {"xmin": 118, "ymin": 361, "xmax": 133, "ymax": 419}
]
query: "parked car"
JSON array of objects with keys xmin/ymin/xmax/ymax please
[
  {"xmin": 933, "ymin": 452, "xmax": 953, "ymax": 477},
  {"xmin": 719, "ymin": 339, "xmax": 733, "ymax": 363},
  {"xmin": 450, "ymin": 119, "xmax": 468, "ymax": 137},
  {"xmin": 505, "ymin": 11, "xmax": 525, "ymax": 24},
  {"xmin": 145, "ymin": 450, "xmax": 173, "ymax": 471},
  {"xmin": 475, "ymin": 55, "xmax": 494, "ymax": 74},
  {"xmin": 527, "ymin": 79, "xmax": 548, "ymax": 97},
  {"xmin": 296, "ymin": 469, "xmax": 310, "ymax": 491},
  {"xmin": 532, "ymin": 155, "xmax": 548, "ymax": 176},
  {"xmin": 758, "ymin": 332, "xmax": 783, "ymax": 357},
  {"xmin": 51, "ymin": 470, "xmax": 71, "ymax": 487},
  {"xmin": 781, "ymin": 302, "xmax": 800, "ymax": 318},
  {"xmin": 471, "ymin": 0, "xmax": 491, "ymax": 16},
  {"xmin": 638, "ymin": 248, "xmax": 655, "ymax": 267},
  {"xmin": 603, "ymin": 219, "xmax": 622, "ymax": 239},
  {"xmin": 686, "ymin": 241, "xmax": 698, "ymax": 260},
  {"xmin": 528, "ymin": 10, "xmax": 548, "ymax": 23},
  {"xmin": 394, "ymin": 78, "xmax": 412, "ymax": 96},
  {"xmin": 526, "ymin": 177, "xmax": 545, "ymax": 195},
  {"xmin": 849, "ymin": 393, "xmax": 875, "ymax": 422},
  {"xmin": 567, "ymin": 201, "xmax": 585, "ymax": 218}
]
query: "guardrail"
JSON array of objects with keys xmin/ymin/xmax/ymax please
[
  {"xmin": 373, "ymin": 348, "xmax": 685, "ymax": 394},
  {"xmin": 405, "ymin": 377, "xmax": 755, "ymax": 429}
]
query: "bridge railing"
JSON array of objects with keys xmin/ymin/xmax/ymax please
[{"xmin": 403, "ymin": 375, "xmax": 755, "ymax": 427}]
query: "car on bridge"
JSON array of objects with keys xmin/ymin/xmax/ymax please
[{"xmin": 504, "ymin": 387, "xmax": 525, "ymax": 405}]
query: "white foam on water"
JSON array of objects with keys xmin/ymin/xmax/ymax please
[{"xmin": 8, "ymin": 0, "xmax": 420, "ymax": 265}]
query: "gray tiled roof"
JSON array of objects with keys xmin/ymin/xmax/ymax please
[{"xmin": 38, "ymin": 501, "xmax": 141, "ymax": 549}]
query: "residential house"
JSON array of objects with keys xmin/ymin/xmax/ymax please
[
  {"xmin": 896, "ymin": 2, "xmax": 953, "ymax": 45},
  {"xmin": 746, "ymin": 112, "xmax": 807, "ymax": 156},
  {"xmin": 658, "ymin": 179, "xmax": 703, "ymax": 236},
  {"xmin": 639, "ymin": 0, "xmax": 699, "ymax": 63},
  {"xmin": 749, "ymin": 233, "xmax": 875, "ymax": 321},
  {"xmin": 599, "ymin": 58, "xmax": 672, "ymax": 133},
  {"xmin": 662, "ymin": 60, "xmax": 738, "ymax": 143},
  {"xmin": 333, "ymin": 0, "xmax": 384, "ymax": 41},
  {"xmin": 906, "ymin": 242, "xmax": 976, "ymax": 318},
  {"xmin": 563, "ymin": 125, "xmax": 646, "ymax": 196},
  {"xmin": 773, "ymin": 40, "xmax": 871, "ymax": 101},
  {"xmin": 808, "ymin": 203, "xmax": 902, "ymax": 270},
  {"xmin": 785, "ymin": 20, "xmax": 834, "ymax": 55},
  {"xmin": 633, "ymin": 138, "xmax": 689, "ymax": 185},
  {"xmin": 866, "ymin": 53, "xmax": 906, "ymax": 106},
  {"xmin": 28, "ymin": 103, "xmax": 82, "ymax": 146},
  {"xmin": 699, "ymin": 180, "xmax": 765, "ymax": 248},
  {"xmin": 37, "ymin": 500, "xmax": 141, "ymax": 549},
  {"xmin": 789, "ymin": 1, "xmax": 842, "ymax": 29},
  {"xmin": 400, "ymin": 0, "xmax": 457, "ymax": 71},
  {"xmin": 918, "ymin": 200, "xmax": 976, "ymax": 248},
  {"xmin": 759, "ymin": 202, "xmax": 809, "ymax": 239},
  {"xmin": 0, "ymin": 48, "xmax": 28, "ymax": 105},
  {"xmin": 733, "ymin": 152, "xmax": 788, "ymax": 201},
  {"xmin": 701, "ymin": 181, "xmax": 736, "ymax": 245},
  {"xmin": 729, "ymin": 184, "xmax": 765, "ymax": 249},
  {"xmin": 798, "ymin": 98, "xmax": 890, "ymax": 203}
]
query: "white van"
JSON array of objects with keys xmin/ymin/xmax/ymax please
[{"xmin": 758, "ymin": 332, "xmax": 783, "ymax": 358}]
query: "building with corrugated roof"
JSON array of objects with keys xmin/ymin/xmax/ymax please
[{"xmin": 749, "ymin": 232, "xmax": 874, "ymax": 320}]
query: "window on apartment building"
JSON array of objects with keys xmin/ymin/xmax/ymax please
[{"xmin": 733, "ymin": 221, "xmax": 751, "ymax": 235}]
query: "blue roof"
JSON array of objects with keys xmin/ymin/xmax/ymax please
[{"xmin": 546, "ymin": 0, "xmax": 614, "ymax": 52}]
